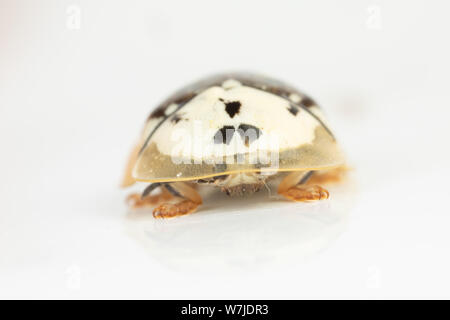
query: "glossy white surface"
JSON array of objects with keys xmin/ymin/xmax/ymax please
[{"xmin": 1, "ymin": 0, "xmax": 450, "ymax": 299}]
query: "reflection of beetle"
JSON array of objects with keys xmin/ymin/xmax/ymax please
[{"xmin": 122, "ymin": 73, "xmax": 345, "ymax": 218}]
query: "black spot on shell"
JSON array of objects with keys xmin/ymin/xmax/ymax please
[
  {"xmin": 171, "ymin": 114, "xmax": 182, "ymax": 124},
  {"xmin": 174, "ymin": 92, "xmax": 196, "ymax": 105},
  {"xmin": 147, "ymin": 92, "xmax": 196, "ymax": 120},
  {"xmin": 148, "ymin": 106, "xmax": 166, "ymax": 120},
  {"xmin": 170, "ymin": 113, "xmax": 186, "ymax": 124},
  {"xmin": 301, "ymin": 96, "xmax": 316, "ymax": 108},
  {"xmin": 224, "ymin": 101, "xmax": 241, "ymax": 118},
  {"xmin": 213, "ymin": 126, "xmax": 235, "ymax": 145},
  {"xmin": 237, "ymin": 123, "xmax": 262, "ymax": 146},
  {"xmin": 265, "ymin": 86, "xmax": 291, "ymax": 98},
  {"xmin": 287, "ymin": 104, "xmax": 299, "ymax": 116}
]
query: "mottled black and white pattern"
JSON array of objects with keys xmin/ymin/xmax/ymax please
[{"xmin": 138, "ymin": 72, "xmax": 332, "ymax": 158}]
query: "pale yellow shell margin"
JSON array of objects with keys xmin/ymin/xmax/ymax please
[
  {"xmin": 132, "ymin": 126, "xmax": 345, "ymax": 183},
  {"xmin": 121, "ymin": 142, "xmax": 141, "ymax": 187},
  {"xmin": 133, "ymin": 165, "xmax": 344, "ymax": 183}
]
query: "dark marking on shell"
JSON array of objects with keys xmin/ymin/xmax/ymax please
[
  {"xmin": 170, "ymin": 113, "xmax": 187, "ymax": 124},
  {"xmin": 174, "ymin": 92, "xmax": 197, "ymax": 105},
  {"xmin": 147, "ymin": 106, "xmax": 166, "ymax": 120},
  {"xmin": 237, "ymin": 123, "xmax": 262, "ymax": 146},
  {"xmin": 224, "ymin": 101, "xmax": 241, "ymax": 118},
  {"xmin": 214, "ymin": 126, "xmax": 235, "ymax": 145},
  {"xmin": 301, "ymin": 96, "xmax": 316, "ymax": 108},
  {"xmin": 139, "ymin": 73, "xmax": 333, "ymax": 156},
  {"xmin": 287, "ymin": 104, "xmax": 299, "ymax": 116},
  {"xmin": 171, "ymin": 114, "xmax": 182, "ymax": 124},
  {"xmin": 265, "ymin": 86, "xmax": 291, "ymax": 98},
  {"xmin": 140, "ymin": 93, "xmax": 197, "ymax": 154},
  {"xmin": 289, "ymin": 102, "xmax": 334, "ymax": 138},
  {"xmin": 147, "ymin": 92, "xmax": 196, "ymax": 120}
]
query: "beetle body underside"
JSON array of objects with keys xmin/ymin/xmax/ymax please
[{"xmin": 127, "ymin": 167, "xmax": 345, "ymax": 218}]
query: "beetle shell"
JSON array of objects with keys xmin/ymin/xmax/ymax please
[{"xmin": 127, "ymin": 73, "xmax": 344, "ymax": 184}]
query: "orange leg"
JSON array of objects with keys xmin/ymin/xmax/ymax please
[
  {"xmin": 278, "ymin": 171, "xmax": 329, "ymax": 202},
  {"xmin": 305, "ymin": 166, "xmax": 347, "ymax": 185},
  {"xmin": 153, "ymin": 200, "xmax": 200, "ymax": 218},
  {"xmin": 152, "ymin": 182, "xmax": 203, "ymax": 218},
  {"xmin": 126, "ymin": 187, "xmax": 172, "ymax": 208},
  {"xmin": 281, "ymin": 184, "xmax": 329, "ymax": 201}
]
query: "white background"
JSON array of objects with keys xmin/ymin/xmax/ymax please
[{"xmin": 1, "ymin": 0, "xmax": 450, "ymax": 299}]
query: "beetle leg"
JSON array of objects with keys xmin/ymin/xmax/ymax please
[
  {"xmin": 126, "ymin": 183, "xmax": 173, "ymax": 208},
  {"xmin": 304, "ymin": 166, "xmax": 347, "ymax": 185},
  {"xmin": 153, "ymin": 182, "xmax": 202, "ymax": 218},
  {"xmin": 278, "ymin": 171, "xmax": 329, "ymax": 202}
]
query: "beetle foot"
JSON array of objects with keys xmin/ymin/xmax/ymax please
[
  {"xmin": 281, "ymin": 185, "xmax": 329, "ymax": 202},
  {"xmin": 126, "ymin": 189, "xmax": 172, "ymax": 208},
  {"xmin": 152, "ymin": 200, "xmax": 200, "ymax": 218}
]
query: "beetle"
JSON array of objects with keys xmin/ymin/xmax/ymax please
[{"xmin": 122, "ymin": 73, "xmax": 345, "ymax": 218}]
